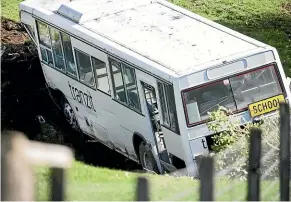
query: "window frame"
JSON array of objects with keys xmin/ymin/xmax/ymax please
[
  {"xmin": 74, "ymin": 48, "xmax": 97, "ymax": 89},
  {"xmin": 36, "ymin": 20, "xmax": 55, "ymax": 68},
  {"xmin": 157, "ymin": 81, "xmax": 180, "ymax": 134},
  {"xmin": 22, "ymin": 22, "xmax": 37, "ymax": 45},
  {"xmin": 109, "ymin": 56, "xmax": 142, "ymax": 114},
  {"xmin": 122, "ymin": 63, "xmax": 142, "ymax": 112},
  {"xmin": 49, "ymin": 26, "xmax": 66, "ymax": 72},
  {"xmin": 181, "ymin": 63, "xmax": 286, "ymax": 128},
  {"xmin": 91, "ymin": 56, "xmax": 111, "ymax": 95},
  {"xmin": 60, "ymin": 32, "xmax": 79, "ymax": 79}
]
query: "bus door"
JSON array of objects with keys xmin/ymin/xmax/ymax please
[{"xmin": 141, "ymin": 82, "xmax": 172, "ymax": 166}]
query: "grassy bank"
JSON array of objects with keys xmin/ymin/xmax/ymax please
[
  {"xmin": 169, "ymin": 0, "xmax": 291, "ymax": 77},
  {"xmin": 35, "ymin": 160, "xmax": 280, "ymax": 201},
  {"xmin": 2, "ymin": 0, "xmax": 290, "ymax": 76}
]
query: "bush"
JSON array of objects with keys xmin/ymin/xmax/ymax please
[{"xmin": 206, "ymin": 106, "xmax": 280, "ymax": 180}]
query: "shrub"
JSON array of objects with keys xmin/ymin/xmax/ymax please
[{"xmin": 207, "ymin": 106, "xmax": 280, "ymax": 180}]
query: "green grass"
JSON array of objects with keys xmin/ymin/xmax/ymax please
[
  {"xmin": 170, "ymin": 0, "xmax": 291, "ymax": 77},
  {"xmin": 1, "ymin": 0, "xmax": 23, "ymax": 22},
  {"xmin": 1, "ymin": 0, "xmax": 290, "ymax": 76},
  {"xmin": 35, "ymin": 160, "xmax": 280, "ymax": 201}
]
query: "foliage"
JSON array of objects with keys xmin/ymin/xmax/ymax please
[{"xmin": 207, "ymin": 106, "xmax": 281, "ymax": 180}]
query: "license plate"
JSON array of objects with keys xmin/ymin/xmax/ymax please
[{"xmin": 248, "ymin": 94, "xmax": 285, "ymax": 118}]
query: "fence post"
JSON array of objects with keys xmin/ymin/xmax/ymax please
[
  {"xmin": 247, "ymin": 128, "xmax": 261, "ymax": 201},
  {"xmin": 279, "ymin": 103, "xmax": 290, "ymax": 201},
  {"xmin": 199, "ymin": 156, "xmax": 214, "ymax": 201},
  {"xmin": 136, "ymin": 177, "xmax": 149, "ymax": 201},
  {"xmin": 51, "ymin": 168, "xmax": 65, "ymax": 201},
  {"xmin": 1, "ymin": 131, "xmax": 35, "ymax": 201}
]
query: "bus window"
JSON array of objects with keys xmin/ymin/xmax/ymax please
[
  {"xmin": 158, "ymin": 82, "xmax": 170, "ymax": 126},
  {"xmin": 158, "ymin": 82, "xmax": 179, "ymax": 134},
  {"xmin": 40, "ymin": 47, "xmax": 48, "ymax": 63},
  {"xmin": 164, "ymin": 84, "xmax": 179, "ymax": 133},
  {"xmin": 75, "ymin": 49, "xmax": 95, "ymax": 87},
  {"xmin": 123, "ymin": 64, "xmax": 141, "ymax": 111},
  {"xmin": 182, "ymin": 64, "xmax": 282, "ymax": 126},
  {"xmin": 36, "ymin": 20, "xmax": 54, "ymax": 67},
  {"xmin": 61, "ymin": 33, "xmax": 77, "ymax": 77},
  {"xmin": 91, "ymin": 56, "xmax": 110, "ymax": 94},
  {"xmin": 36, "ymin": 21, "xmax": 51, "ymax": 48},
  {"xmin": 50, "ymin": 27, "xmax": 65, "ymax": 71},
  {"xmin": 109, "ymin": 58, "xmax": 142, "ymax": 112},
  {"xmin": 110, "ymin": 59, "xmax": 127, "ymax": 104},
  {"xmin": 46, "ymin": 50, "xmax": 54, "ymax": 66}
]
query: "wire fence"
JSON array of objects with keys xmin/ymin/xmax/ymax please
[{"xmin": 1, "ymin": 103, "xmax": 290, "ymax": 201}]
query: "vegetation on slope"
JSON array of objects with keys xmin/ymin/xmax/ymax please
[{"xmin": 2, "ymin": 0, "xmax": 290, "ymax": 76}]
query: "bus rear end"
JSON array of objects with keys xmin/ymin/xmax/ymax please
[{"xmin": 178, "ymin": 50, "xmax": 290, "ymax": 176}]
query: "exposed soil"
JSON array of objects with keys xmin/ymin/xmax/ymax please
[{"xmin": 1, "ymin": 18, "xmax": 141, "ymax": 171}]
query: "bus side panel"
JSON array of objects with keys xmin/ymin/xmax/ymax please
[
  {"xmin": 41, "ymin": 63, "xmax": 97, "ymax": 135},
  {"xmin": 161, "ymin": 127, "xmax": 184, "ymax": 160},
  {"xmin": 70, "ymin": 38, "xmax": 156, "ymax": 160}
]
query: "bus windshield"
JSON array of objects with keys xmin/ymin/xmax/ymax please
[{"xmin": 182, "ymin": 64, "xmax": 283, "ymax": 126}]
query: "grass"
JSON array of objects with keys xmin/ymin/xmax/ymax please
[
  {"xmin": 169, "ymin": 0, "xmax": 291, "ymax": 77},
  {"xmin": 1, "ymin": 0, "xmax": 290, "ymax": 76},
  {"xmin": 1, "ymin": 0, "xmax": 23, "ymax": 22},
  {"xmin": 35, "ymin": 161, "xmax": 281, "ymax": 201}
]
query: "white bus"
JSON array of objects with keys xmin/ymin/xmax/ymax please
[{"xmin": 19, "ymin": 0, "xmax": 291, "ymax": 177}]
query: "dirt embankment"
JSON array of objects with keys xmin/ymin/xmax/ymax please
[
  {"xmin": 1, "ymin": 18, "xmax": 140, "ymax": 171},
  {"xmin": 1, "ymin": 18, "xmax": 45, "ymax": 137}
]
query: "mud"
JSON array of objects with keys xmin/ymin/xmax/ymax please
[{"xmin": 1, "ymin": 18, "xmax": 141, "ymax": 171}]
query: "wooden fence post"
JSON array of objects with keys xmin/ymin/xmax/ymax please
[
  {"xmin": 279, "ymin": 103, "xmax": 290, "ymax": 201},
  {"xmin": 199, "ymin": 156, "xmax": 214, "ymax": 201},
  {"xmin": 1, "ymin": 131, "xmax": 35, "ymax": 201},
  {"xmin": 136, "ymin": 177, "xmax": 149, "ymax": 201},
  {"xmin": 51, "ymin": 168, "xmax": 65, "ymax": 201},
  {"xmin": 247, "ymin": 128, "xmax": 261, "ymax": 201}
]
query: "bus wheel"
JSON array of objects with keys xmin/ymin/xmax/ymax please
[
  {"xmin": 61, "ymin": 97, "xmax": 79, "ymax": 131},
  {"xmin": 139, "ymin": 142, "xmax": 159, "ymax": 173}
]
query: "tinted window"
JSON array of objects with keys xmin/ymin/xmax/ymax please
[
  {"xmin": 61, "ymin": 33, "xmax": 77, "ymax": 77},
  {"xmin": 50, "ymin": 27, "xmax": 65, "ymax": 70},
  {"xmin": 75, "ymin": 49, "xmax": 95, "ymax": 86},
  {"xmin": 36, "ymin": 21, "xmax": 51, "ymax": 48},
  {"xmin": 92, "ymin": 57, "xmax": 110, "ymax": 94}
]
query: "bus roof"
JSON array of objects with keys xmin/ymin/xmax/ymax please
[{"xmin": 20, "ymin": 0, "xmax": 269, "ymax": 76}]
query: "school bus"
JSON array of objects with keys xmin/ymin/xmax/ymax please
[{"xmin": 19, "ymin": 0, "xmax": 291, "ymax": 176}]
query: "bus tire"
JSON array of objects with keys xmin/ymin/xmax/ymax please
[
  {"xmin": 138, "ymin": 142, "xmax": 159, "ymax": 174},
  {"xmin": 60, "ymin": 96, "xmax": 80, "ymax": 131}
]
